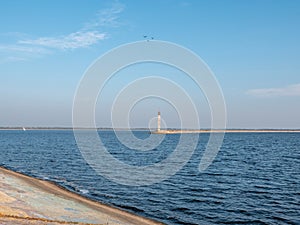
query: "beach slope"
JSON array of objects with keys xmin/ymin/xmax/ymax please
[{"xmin": 0, "ymin": 167, "xmax": 163, "ymax": 225}]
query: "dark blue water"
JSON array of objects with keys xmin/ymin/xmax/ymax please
[{"xmin": 0, "ymin": 130, "xmax": 299, "ymax": 224}]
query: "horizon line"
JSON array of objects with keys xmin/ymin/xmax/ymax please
[{"xmin": 1, "ymin": 127, "xmax": 300, "ymax": 131}]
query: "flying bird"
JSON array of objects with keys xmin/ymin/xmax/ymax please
[{"xmin": 143, "ymin": 35, "xmax": 154, "ymax": 41}]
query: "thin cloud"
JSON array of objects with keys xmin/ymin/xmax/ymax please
[
  {"xmin": 0, "ymin": 56, "xmax": 27, "ymax": 64},
  {"xmin": 85, "ymin": 2, "xmax": 125, "ymax": 29},
  {"xmin": 0, "ymin": 44, "xmax": 50, "ymax": 63},
  {"xmin": 247, "ymin": 83, "xmax": 300, "ymax": 97},
  {"xmin": 0, "ymin": 44, "xmax": 50, "ymax": 54},
  {"xmin": 0, "ymin": 3, "xmax": 124, "ymax": 61},
  {"xmin": 19, "ymin": 31, "xmax": 106, "ymax": 50}
]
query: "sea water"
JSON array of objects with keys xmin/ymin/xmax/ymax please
[{"xmin": 0, "ymin": 130, "xmax": 299, "ymax": 224}]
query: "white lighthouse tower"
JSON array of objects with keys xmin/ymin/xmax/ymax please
[{"xmin": 157, "ymin": 111, "xmax": 161, "ymax": 132}]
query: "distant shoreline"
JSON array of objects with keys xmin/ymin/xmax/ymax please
[
  {"xmin": 1, "ymin": 127, "xmax": 300, "ymax": 133},
  {"xmin": 151, "ymin": 129, "xmax": 300, "ymax": 134}
]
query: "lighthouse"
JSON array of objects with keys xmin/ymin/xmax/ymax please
[{"xmin": 157, "ymin": 111, "xmax": 161, "ymax": 131}]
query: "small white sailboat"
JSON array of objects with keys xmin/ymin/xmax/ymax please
[{"xmin": 22, "ymin": 127, "xmax": 26, "ymax": 131}]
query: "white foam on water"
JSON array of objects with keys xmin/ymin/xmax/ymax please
[{"xmin": 79, "ymin": 189, "xmax": 89, "ymax": 194}]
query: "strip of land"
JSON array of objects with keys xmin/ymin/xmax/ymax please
[
  {"xmin": 151, "ymin": 129, "xmax": 300, "ymax": 134},
  {"xmin": 0, "ymin": 166, "xmax": 163, "ymax": 225},
  {"xmin": 1, "ymin": 127, "xmax": 300, "ymax": 133}
]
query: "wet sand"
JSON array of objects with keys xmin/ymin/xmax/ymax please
[{"xmin": 0, "ymin": 166, "xmax": 163, "ymax": 225}]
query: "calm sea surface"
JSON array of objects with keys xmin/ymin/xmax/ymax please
[{"xmin": 0, "ymin": 130, "xmax": 299, "ymax": 224}]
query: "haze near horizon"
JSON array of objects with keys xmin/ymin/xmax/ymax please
[{"xmin": 1, "ymin": 0, "xmax": 300, "ymax": 129}]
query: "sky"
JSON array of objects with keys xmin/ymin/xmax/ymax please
[{"xmin": 0, "ymin": 0, "xmax": 300, "ymax": 128}]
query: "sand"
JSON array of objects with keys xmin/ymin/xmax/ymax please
[{"xmin": 0, "ymin": 167, "xmax": 163, "ymax": 225}]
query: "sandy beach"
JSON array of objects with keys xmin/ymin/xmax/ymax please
[{"xmin": 0, "ymin": 166, "xmax": 163, "ymax": 225}]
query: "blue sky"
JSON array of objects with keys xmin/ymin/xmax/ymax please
[{"xmin": 1, "ymin": 0, "xmax": 300, "ymax": 128}]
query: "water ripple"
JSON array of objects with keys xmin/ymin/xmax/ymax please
[{"xmin": 0, "ymin": 130, "xmax": 299, "ymax": 224}]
